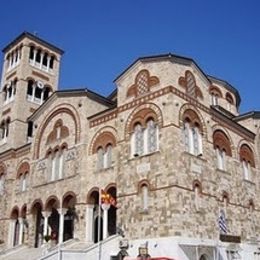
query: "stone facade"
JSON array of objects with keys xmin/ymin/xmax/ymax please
[{"xmin": 0, "ymin": 32, "xmax": 260, "ymax": 259}]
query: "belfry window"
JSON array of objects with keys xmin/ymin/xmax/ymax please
[
  {"xmin": 6, "ymin": 46, "xmax": 22, "ymax": 72},
  {"xmin": 29, "ymin": 46, "xmax": 55, "ymax": 73},
  {"xmin": 3, "ymin": 80, "xmax": 16, "ymax": 104},
  {"xmin": 0, "ymin": 118, "xmax": 10, "ymax": 143},
  {"xmin": 26, "ymin": 80, "xmax": 52, "ymax": 104}
]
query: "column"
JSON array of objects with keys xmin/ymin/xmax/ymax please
[
  {"xmin": 58, "ymin": 208, "xmax": 67, "ymax": 244},
  {"xmin": 40, "ymin": 88, "xmax": 44, "ymax": 104},
  {"xmin": 40, "ymin": 52, "xmax": 44, "ymax": 69},
  {"xmin": 31, "ymin": 84, "xmax": 36, "ymax": 102},
  {"xmin": 46, "ymin": 56, "xmax": 51, "ymax": 72},
  {"xmin": 32, "ymin": 49, "xmax": 37, "ymax": 65},
  {"xmin": 101, "ymin": 203, "xmax": 110, "ymax": 240},
  {"xmin": 85, "ymin": 204, "xmax": 94, "ymax": 242},
  {"xmin": 11, "ymin": 83, "xmax": 15, "ymax": 100},
  {"xmin": 42, "ymin": 211, "xmax": 51, "ymax": 243},
  {"xmin": 18, "ymin": 218, "xmax": 24, "ymax": 245},
  {"xmin": 8, "ymin": 219, "xmax": 16, "ymax": 248}
]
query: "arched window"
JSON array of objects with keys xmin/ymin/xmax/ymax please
[
  {"xmin": 3, "ymin": 80, "xmax": 16, "ymax": 104},
  {"xmin": 216, "ymin": 148, "xmax": 226, "ymax": 170},
  {"xmin": 0, "ymin": 173, "xmax": 5, "ymax": 195},
  {"xmin": 211, "ymin": 93, "xmax": 219, "ymax": 105},
  {"xmin": 146, "ymin": 119, "xmax": 158, "ymax": 153},
  {"xmin": 35, "ymin": 49, "xmax": 41, "ymax": 63},
  {"xmin": 58, "ymin": 146, "xmax": 66, "ymax": 179},
  {"xmin": 239, "ymin": 144, "xmax": 255, "ymax": 181},
  {"xmin": 242, "ymin": 160, "xmax": 251, "ymax": 181},
  {"xmin": 97, "ymin": 147, "xmax": 104, "ymax": 170},
  {"xmin": 104, "ymin": 144, "xmax": 112, "ymax": 169},
  {"xmin": 47, "ymin": 151, "xmax": 53, "ymax": 181},
  {"xmin": 27, "ymin": 80, "xmax": 34, "ymax": 97},
  {"xmin": 93, "ymin": 132, "xmax": 116, "ymax": 170},
  {"xmin": 27, "ymin": 80, "xmax": 52, "ymax": 104},
  {"xmin": 17, "ymin": 163, "xmax": 30, "ymax": 192},
  {"xmin": 209, "ymin": 85, "xmax": 222, "ymax": 106},
  {"xmin": 131, "ymin": 119, "xmax": 159, "ymax": 157},
  {"xmin": 133, "ymin": 123, "xmax": 144, "ymax": 156},
  {"xmin": 213, "ymin": 130, "xmax": 232, "ymax": 171},
  {"xmin": 141, "ymin": 184, "xmax": 149, "ymax": 211},
  {"xmin": 183, "ymin": 120, "xmax": 202, "ymax": 156},
  {"xmin": 29, "ymin": 46, "xmax": 34, "ymax": 60},
  {"xmin": 0, "ymin": 118, "xmax": 10, "ymax": 142},
  {"xmin": 51, "ymin": 150, "xmax": 59, "ymax": 181},
  {"xmin": 50, "ymin": 56, "xmax": 55, "ymax": 69},
  {"xmin": 49, "ymin": 148, "xmax": 65, "ymax": 181},
  {"xmin": 194, "ymin": 185, "xmax": 201, "ymax": 212}
]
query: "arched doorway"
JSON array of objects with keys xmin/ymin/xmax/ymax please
[
  {"xmin": 62, "ymin": 193, "xmax": 77, "ymax": 242},
  {"xmin": 20, "ymin": 205, "xmax": 27, "ymax": 244},
  {"xmin": 10, "ymin": 207, "xmax": 19, "ymax": 247},
  {"xmin": 200, "ymin": 254, "xmax": 209, "ymax": 260},
  {"xmin": 45, "ymin": 197, "xmax": 60, "ymax": 245},
  {"xmin": 88, "ymin": 190, "xmax": 103, "ymax": 243},
  {"xmin": 31, "ymin": 201, "xmax": 43, "ymax": 248},
  {"xmin": 106, "ymin": 186, "xmax": 117, "ymax": 236}
]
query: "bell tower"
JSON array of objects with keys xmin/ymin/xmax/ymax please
[{"xmin": 0, "ymin": 32, "xmax": 64, "ymax": 152}]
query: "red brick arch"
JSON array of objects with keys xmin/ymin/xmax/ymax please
[
  {"xmin": 125, "ymin": 102, "xmax": 163, "ymax": 138},
  {"xmin": 86, "ymin": 187, "xmax": 100, "ymax": 204},
  {"xmin": 239, "ymin": 143, "xmax": 255, "ymax": 167},
  {"xmin": 10, "ymin": 206, "xmax": 19, "ymax": 219},
  {"xmin": 213, "ymin": 130, "xmax": 232, "ymax": 156},
  {"xmin": 179, "ymin": 103, "xmax": 207, "ymax": 138},
  {"xmin": 45, "ymin": 195, "xmax": 60, "ymax": 210},
  {"xmin": 16, "ymin": 161, "xmax": 30, "ymax": 178},
  {"xmin": 30, "ymin": 199, "xmax": 43, "ymax": 214},
  {"xmin": 226, "ymin": 92, "xmax": 234, "ymax": 104},
  {"xmin": 127, "ymin": 69, "xmax": 160, "ymax": 98},
  {"xmin": 209, "ymin": 85, "xmax": 223, "ymax": 98},
  {"xmin": 33, "ymin": 104, "xmax": 81, "ymax": 159},
  {"xmin": 137, "ymin": 179, "xmax": 151, "ymax": 193},
  {"xmin": 92, "ymin": 132, "xmax": 116, "ymax": 154}
]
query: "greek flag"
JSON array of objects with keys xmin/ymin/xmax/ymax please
[{"xmin": 218, "ymin": 209, "xmax": 227, "ymax": 234}]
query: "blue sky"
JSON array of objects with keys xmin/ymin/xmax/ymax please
[{"xmin": 0, "ymin": 0, "xmax": 259, "ymax": 113}]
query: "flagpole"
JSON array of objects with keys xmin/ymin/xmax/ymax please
[{"xmin": 97, "ymin": 187, "xmax": 102, "ymax": 260}]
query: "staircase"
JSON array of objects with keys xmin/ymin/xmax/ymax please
[
  {"xmin": 0, "ymin": 235, "xmax": 121, "ymax": 260},
  {"xmin": 40, "ymin": 235, "xmax": 121, "ymax": 260},
  {"xmin": 0, "ymin": 245, "xmax": 44, "ymax": 260}
]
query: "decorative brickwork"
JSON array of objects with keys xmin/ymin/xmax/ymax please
[
  {"xmin": 239, "ymin": 143, "xmax": 255, "ymax": 167},
  {"xmin": 209, "ymin": 85, "xmax": 223, "ymax": 98},
  {"xmin": 213, "ymin": 130, "xmax": 232, "ymax": 156},
  {"xmin": 178, "ymin": 70, "xmax": 203, "ymax": 100},
  {"xmin": 127, "ymin": 69, "xmax": 159, "ymax": 98}
]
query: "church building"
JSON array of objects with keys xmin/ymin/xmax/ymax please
[{"xmin": 0, "ymin": 32, "xmax": 259, "ymax": 260}]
